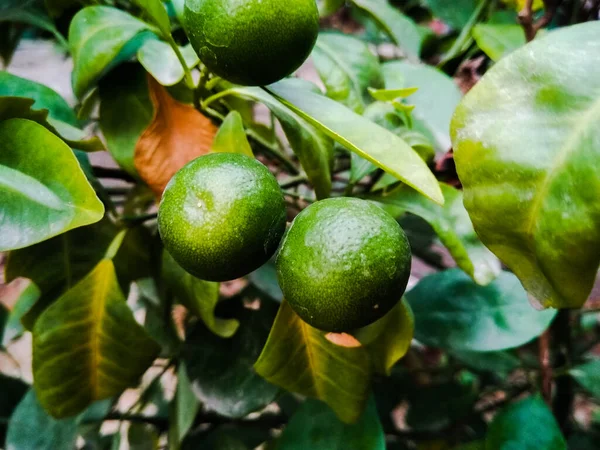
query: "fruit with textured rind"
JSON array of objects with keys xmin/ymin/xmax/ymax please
[
  {"xmin": 158, "ymin": 153, "xmax": 286, "ymax": 281},
  {"xmin": 276, "ymin": 197, "xmax": 412, "ymax": 332},
  {"xmin": 183, "ymin": 0, "xmax": 319, "ymax": 86}
]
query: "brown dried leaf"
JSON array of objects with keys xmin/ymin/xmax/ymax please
[{"xmin": 134, "ymin": 76, "xmax": 218, "ymax": 195}]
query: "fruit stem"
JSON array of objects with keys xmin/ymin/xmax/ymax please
[{"xmin": 167, "ymin": 36, "xmax": 195, "ymax": 90}]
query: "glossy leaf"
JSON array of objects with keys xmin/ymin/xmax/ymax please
[
  {"xmin": 312, "ymin": 32, "xmax": 383, "ymax": 113},
  {"xmin": 371, "ymin": 183, "xmax": 500, "ymax": 285},
  {"xmin": 209, "ymin": 85, "xmax": 333, "ymax": 199},
  {"xmin": 266, "ymin": 80, "xmax": 443, "ymax": 204},
  {"xmin": 277, "ymin": 397, "xmax": 385, "ymax": 450},
  {"xmin": 99, "ymin": 64, "xmax": 153, "ymax": 176},
  {"xmin": 570, "ymin": 360, "xmax": 600, "ymax": 398},
  {"xmin": 472, "ymin": 24, "xmax": 525, "ymax": 61},
  {"xmin": 406, "ymin": 269, "xmax": 557, "ymax": 352},
  {"xmin": 350, "ymin": 0, "xmax": 422, "ymax": 59},
  {"xmin": 486, "ymin": 395, "xmax": 566, "ymax": 449},
  {"xmin": 169, "ymin": 363, "xmax": 200, "ymax": 449},
  {"xmin": 69, "ymin": 6, "xmax": 150, "ymax": 98},
  {"xmin": 138, "ymin": 39, "xmax": 199, "ymax": 86},
  {"xmin": 211, "ymin": 111, "xmax": 254, "ymax": 158},
  {"xmin": 162, "ymin": 251, "xmax": 239, "ymax": 338},
  {"xmin": 1, "ymin": 281, "xmax": 40, "ymax": 346},
  {"xmin": 255, "ymin": 301, "xmax": 371, "ymax": 423},
  {"xmin": 33, "ymin": 259, "xmax": 160, "ymax": 418},
  {"xmin": 423, "ymin": 0, "xmax": 478, "ymax": 29},
  {"xmin": 6, "ymin": 389, "xmax": 78, "ymax": 450},
  {"xmin": 6, "ymin": 220, "xmax": 152, "ymax": 328},
  {"xmin": 355, "ymin": 301, "xmax": 414, "ymax": 375},
  {"xmin": 451, "ymin": 22, "xmax": 600, "ymax": 308},
  {"xmin": 0, "ymin": 119, "xmax": 104, "ymax": 252},
  {"xmin": 183, "ymin": 305, "xmax": 279, "ymax": 418},
  {"xmin": 383, "ymin": 61, "xmax": 462, "ymax": 152},
  {"xmin": 132, "ymin": 0, "xmax": 170, "ymax": 37}
]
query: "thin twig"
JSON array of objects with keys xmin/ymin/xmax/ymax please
[
  {"xmin": 551, "ymin": 309, "xmax": 574, "ymax": 435},
  {"xmin": 539, "ymin": 329, "xmax": 552, "ymax": 404},
  {"xmin": 519, "ymin": 0, "xmax": 561, "ymax": 41}
]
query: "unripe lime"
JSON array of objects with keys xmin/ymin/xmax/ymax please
[
  {"xmin": 158, "ymin": 153, "xmax": 286, "ymax": 281},
  {"xmin": 276, "ymin": 197, "xmax": 411, "ymax": 332},
  {"xmin": 183, "ymin": 0, "xmax": 319, "ymax": 86}
]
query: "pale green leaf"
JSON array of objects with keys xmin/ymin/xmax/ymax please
[
  {"xmin": 255, "ymin": 301, "xmax": 371, "ymax": 423},
  {"xmin": 0, "ymin": 119, "xmax": 104, "ymax": 252},
  {"xmin": 266, "ymin": 80, "xmax": 443, "ymax": 204},
  {"xmin": 211, "ymin": 111, "xmax": 254, "ymax": 158},
  {"xmin": 451, "ymin": 21, "xmax": 600, "ymax": 308},
  {"xmin": 138, "ymin": 39, "xmax": 199, "ymax": 86},
  {"xmin": 472, "ymin": 24, "xmax": 526, "ymax": 61},
  {"xmin": 570, "ymin": 360, "xmax": 600, "ymax": 398},
  {"xmin": 33, "ymin": 259, "xmax": 160, "ymax": 418}
]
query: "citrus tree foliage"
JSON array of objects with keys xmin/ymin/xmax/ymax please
[{"xmin": 1, "ymin": 0, "xmax": 599, "ymax": 448}]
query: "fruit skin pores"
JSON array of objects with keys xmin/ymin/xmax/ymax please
[
  {"xmin": 277, "ymin": 197, "xmax": 412, "ymax": 332},
  {"xmin": 183, "ymin": 0, "xmax": 319, "ymax": 86}
]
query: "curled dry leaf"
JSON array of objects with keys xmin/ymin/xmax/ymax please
[{"xmin": 134, "ymin": 76, "xmax": 218, "ymax": 195}]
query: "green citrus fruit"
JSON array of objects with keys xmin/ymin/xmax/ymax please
[
  {"xmin": 276, "ymin": 197, "xmax": 411, "ymax": 332},
  {"xmin": 158, "ymin": 153, "xmax": 286, "ymax": 282},
  {"xmin": 183, "ymin": 0, "xmax": 319, "ymax": 86}
]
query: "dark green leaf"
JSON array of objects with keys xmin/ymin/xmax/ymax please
[
  {"xmin": 255, "ymin": 301, "xmax": 371, "ymax": 423},
  {"xmin": 99, "ymin": 63, "xmax": 153, "ymax": 177},
  {"xmin": 1, "ymin": 281, "xmax": 40, "ymax": 346},
  {"xmin": 33, "ymin": 259, "xmax": 160, "ymax": 418},
  {"xmin": 128, "ymin": 423, "xmax": 159, "ymax": 450},
  {"xmin": 472, "ymin": 24, "xmax": 526, "ymax": 61},
  {"xmin": 249, "ymin": 260, "xmax": 283, "ymax": 303},
  {"xmin": 0, "ymin": 24, "xmax": 23, "ymax": 67},
  {"xmin": 277, "ymin": 397, "xmax": 385, "ymax": 449},
  {"xmin": 423, "ymin": 0, "xmax": 478, "ymax": 29},
  {"xmin": 6, "ymin": 389, "xmax": 78, "ymax": 450},
  {"xmin": 451, "ymin": 22, "xmax": 600, "ymax": 309},
  {"xmin": 132, "ymin": 0, "xmax": 171, "ymax": 37},
  {"xmin": 570, "ymin": 360, "xmax": 600, "ymax": 398},
  {"xmin": 183, "ymin": 304, "xmax": 279, "ymax": 418},
  {"xmin": 0, "ymin": 0, "xmax": 67, "ymax": 47},
  {"xmin": 211, "ymin": 111, "xmax": 254, "ymax": 158},
  {"xmin": 162, "ymin": 250, "xmax": 239, "ymax": 339},
  {"xmin": 0, "ymin": 118, "xmax": 104, "ymax": 252},
  {"xmin": 451, "ymin": 350, "xmax": 520, "ymax": 376},
  {"xmin": 350, "ymin": 0, "xmax": 422, "ymax": 59},
  {"xmin": 266, "ymin": 80, "xmax": 443, "ymax": 204},
  {"xmin": 317, "ymin": 0, "xmax": 345, "ymax": 17},
  {"xmin": 406, "ymin": 269, "xmax": 557, "ymax": 352},
  {"xmin": 312, "ymin": 32, "xmax": 383, "ymax": 113},
  {"xmin": 169, "ymin": 363, "xmax": 200, "ymax": 449},
  {"xmin": 137, "ymin": 39, "xmax": 199, "ymax": 86},
  {"xmin": 486, "ymin": 395, "xmax": 566, "ymax": 449},
  {"xmin": 69, "ymin": 6, "xmax": 151, "ymax": 98},
  {"xmin": 0, "ymin": 374, "xmax": 28, "ymax": 444},
  {"xmin": 371, "ymin": 183, "xmax": 500, "ymax": 285},
  {"xmin": 383, "ymin": 60, "xmax": 462, "ymax": 152},
  {"xmin": 210, "ymin": 85, "xmax": 333, "ymax": 199}
]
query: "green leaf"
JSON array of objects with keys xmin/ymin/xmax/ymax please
[
  {"xmin": 255, "ymin": 300, "xmax": 371, "ymax": 423},
  {"xmin": 570, "ymin": 360, "xmax": 600, "ymax": 398},
  {"xmin": 128, "ymin": 423, "xmax": 159, "ymax": 450},
  {"xmin": 266, "ymin": 80, "xmax": 443, "ymax": 204},
  {"xmin": 0, "ymin": 0, "xmax": 67, "ymax": 47},
  {"xmin": 132, "ymin": 0, "xmax": 171, "ymax": 36},
  {"xmin": 6, "ymin": 389, "xmax": 78, "ymax": 450},
  {"xmin": 472, "ymin": 24, "xmax": 526, "ymax": 61},
  {"xmin": 312, "ymin": 32, "xmax": 383, "ymax": 113},
  {"xmin": 355, "ymin": 301, "xmax": 414, "ymax": 375},
  {"xmin": 350, "ymin": 0, "xmax": 422, "ymax": 59},
  {"xmin": 162, "ymin": 251, "xmax": 239, "ymax": 339},
  {"xmin": 371, "ymin": 183, "xmax": 500, "ymax": 285},
  {"xmin": 406, "ymin": 269, "xmax": 557, "ymax": 352},
  {"xmin": 486, "ymin": 395, "xmax": 566, "ymax": 449},
  {"xmin": 451, "ymin": 350, "xmax": 520, "ymax": 376},
  {"xmin": 69, "ymin": 6, "xmax": 151, "ymax": 98},
  {"xmin": 368, "ymin": 87, "xmax": 419, "ymax": 101},
  {"xmin": 451, "ymin": 22, "xmax": 600, "ymax": 309},
  {"xmin": 383, "ymin": 60, "xmax": 462, "ymax": 151},
  {"xmin": 277, "ymin": 397, "xmax": 385, "ymax": 450},
  {"xmin": 249, "ymin": 260, "xmax": 283, "ymax": 303},
  {"xmin": 0, "ymin": 374, "xmax": 28, "ymax": 444},
  {"xmin": 33, "ymin": 259, "xmax": 160, "ymax": 418},
  {"xmin": 169, "ymin": 363, "xmax": 200, "ymax": 449},
  {"xmin": 1, "ymin": 281, "xmax": 40, "ymax": 346},
  {"xmin": 423, "ymin": 0, "xmax": 479, "ymax": 29},
  {"xmin": 138, "ymin": 39, "xmax": 199, "ymax": 86},
  {"xmin": 211, "ymin": 111, "xmax": 254, "ymax": 158},
  {"xmin": 99, "ymin": 63, "xmax": 153, "ymax": 177},
  {"xmin": 0, "ymin": 119, "xmax": 104, "ymax": 252},
  {"xmin": 6, "ymin": 220, "xmax": 152, "ymax": 329},
  {"xmin": 210, "ymin": 85, "xmax": 333, "ymax": 199},
  {"xmin": 183, "ymin": 305, "xmax": 279, "ymax": 418}
]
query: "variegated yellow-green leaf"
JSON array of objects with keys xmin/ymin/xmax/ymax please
[
  {"xmin": 451, "ymin": 21, "xmax": 600, "ymax": 308},
  {"xmin": 33, "ymin": 259, "xmax": 160, "ymax": 418},
  {"xmin": 254, "ymin": 301, "xmax": 371, "ymax": 423}
]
